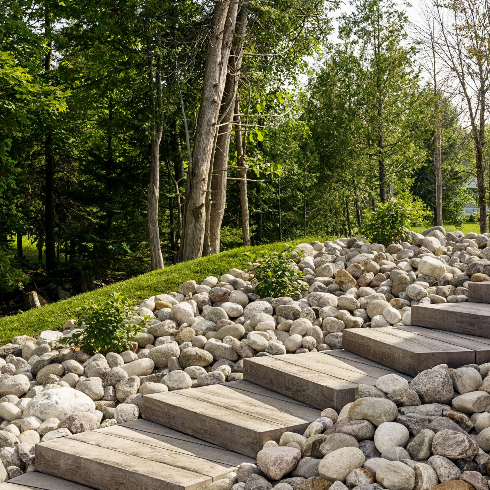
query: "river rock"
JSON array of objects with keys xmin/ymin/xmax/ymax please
[
  {"xmin": 349, "ymin": 398, "xmax": 398, "ymax": 426},
  {"xmin": 410, "ymin": 368, "xmax": 454, "ymax": 404},
  {"xmin": 431, "ymin": 430, "xmax": 479, "ymax": 459},
  {"xmin": 376, "ymin": 461, "xmax": 415, "ymax": 490},
  {"xmin": 23, "ymin": 388, "xmax": 95, "ymax": 421},
  {"xmin": 256, "ymin": 447, "xmax": 301, "ymax": 480},
  {"xmin": 373, "ymin": 422, "xmax": 409, "ymax": 453},
  {"xmin": 318, "ymin": 447, "xmax": 365, "ymax": 482}
]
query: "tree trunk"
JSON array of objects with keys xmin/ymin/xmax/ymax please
[
  {"xmin": 235, "ymin": 100, "xmax": 251, "ymax": 247},
  {"xmin": 346, "ymin": 197, "xmax": 352, "ymax": 236},
  {"xmin": 16, "ymin": 233, "xmax": 23, "ymax": 258},
  {"xmin": 44, "ymin": 10, "xmax": 57, "ymax": 271},
  {"xmin": 476, "ymin": 143, "xmax": 487, "ymax": 234},
  {"xmin": 278, "ymin": 178, "xmax": 282, "ymax": 241},
  {"xmin": 434, "ymin": 125, "xmax": 443, "ymax": 226},
  {"xmin": 178, "ymin": 0, "xmax": 239, "ymax": 261},
  {"xmin": 206, "ymin": 5, "xmax": 248, "ymax": 256},
  {"xmin": 147, "ymin": 38, "xmax": 164, "ymax": 270}
]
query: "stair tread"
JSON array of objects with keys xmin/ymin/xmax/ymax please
[
  {"xmin": 35, "ymin": 420, "xmax": 250, "ymax": 490},
  {"xmin": 412, "ymin": 302, "xmax": 490, "ymax": 338},
  {"xmin": 141, "ymin": 382, "xmax": 317, "ymax": 458},
  {"xmin": 243, "ymin": 351, "xmax": 410, "ymax": 410},
  {"xmin": 5, "ymin": 472, "xmax": 92, "ymax": 489},
  {"xmin": 342, "ymin": 325, "xmax": 490, "ymax": 376}
]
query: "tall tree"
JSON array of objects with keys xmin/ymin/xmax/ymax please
[
  {"xmin": 340, "ymin": 0, "xmax": 424, "ymax": 204},
  {"xmin": 431, "ymin": 0, "xmax": 490, "ymax": 232},
  {"xmin": 179, "ymin": 0, "xmax": 239, "ymax": 261}
]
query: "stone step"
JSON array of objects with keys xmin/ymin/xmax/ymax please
[
  {"xmin": 35, "ymin": 420, "xmax": 252, "ymax": 490},
  {"xmin": 141, "ymin": 381, "xmax": 318, "ymax": 458},
  {"xmin": 243, "ymin": 351, "xmax": 410, "ymax": 410},
  {"xmin": 342, "ymin": 325, "xmax": 490, "ymax": 376},
  {"xmin": 2, "ymin": 472, "xmax": 92, "ymax": 489},
  {"xmin": 411, "ymin": 302, "xmax": 490, "ymax": 338},
  {"xmin": 468, "ymin": 281, "xmax": 490, "ymax": 303}
]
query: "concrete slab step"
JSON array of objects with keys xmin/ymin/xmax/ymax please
[
  {"xmin": 243, "ymin": 351, "xmax": 410, "ymax": 410},
  {"xmin": 35, "ymin": 420, "xmax": 251, "ymax": 490},
  {"xmin": 342, "ymin": 325, "xmax": 490, "ymax": 376},
  {"xmin": 468, "ymin": 281, "xmax": 490, "ymax": 303},
  {"xmin": 411, "ymin": 302, "xmax": 490, "ymax": 338},
  {"xmin": 141, "ymin": 381, "xmax": 318, "ymax": 458}
]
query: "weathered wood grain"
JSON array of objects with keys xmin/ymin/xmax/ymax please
[
  {"xmin": 142, "ymin": 384, "xmax": 313, "ymax": 457},
  {"xmin": 243, "ymin": 351, "xmax": 409, "ymax": 410},
  {"xmin": 468, "ymin": 281, "xmax": 490, "ymax": 304},
  {"xmin": 35, "ymin": 423, "xmax": 237, "ymax": 490},
  {"xmin": 342, "ymin": 326, "xmax": 476, "ymax": 376},
  {"xmin": 411, "ymin": 302, "xmax": 490, "ymax": 338},
  {"xmin": 7, "ymin": 472, "xmax": 93, "ymax": 490}
]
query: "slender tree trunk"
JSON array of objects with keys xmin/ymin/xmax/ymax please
[
  {"xmin": 16, "ymin": 233, "xmax": 23, "ymax": 258},
  {"xmin": 432, "ymin": 33, "xmax": 443, "ymax": 227},
  {"xmin": 355, "ymin": 200, "xmax": 362, "ymax": 227},
  {"xmin": 206, "ymin": 5, "xmax": 248, "ymax": 256},
  {"xmin": 476, "ymin": 143, "xmax": 487, "ymax": 233},
  {"xmin": 44, "ymin": 10, "xmax": 56, "ymax": 271},
  {"xmin": 278, "ymin": 178, "xmax": 282, "ymax": 241},
  {"xmin": 235, "ymin": 100, "xmax": 251, "ymax": 246},
  {"xmin": 378, "ymin": 107, "xmax": 386, "ymax": 204},
  {"xmin": 147, "ymin": 38, "xmax": 164, "ymax": 270},
  {"xmin": 346, "ymin": 197, "xmax": 352, "ymax": 236},
  {"xmin": 178, "ymin": 0, "xmax": 239, "ymax": 261}
]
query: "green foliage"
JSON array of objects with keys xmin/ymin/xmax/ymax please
[
  {"xmin": 0, "ymin": 246, "xmax": 29, "ymax": 294},
  {"xmin": 245, "ymin": 244, "xmax": 306, "ymax": 298},
  {"xmin": 361, "ymin": 200, "xmax": 410, "ymax": 246},
  {"xmin": 62, "ymin": 293, "xmax": 141, "ymax": 355},
  {"xmin": 0, "ymin": 239, "xmax": 322, "ymax": 345},
  {"xmin": 394, "ymin": 190, "xmax": 432, "ymax": 227}
]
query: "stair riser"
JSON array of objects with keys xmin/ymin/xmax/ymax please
[
  {"xmin": 342, "ymin": 327, "xmax": 478, "ymax": 376},
  {"xmin": 468, "ymin": 281, "xmax": 490, "ymax": 304},
  {"xmin": 243, "ymin": 359, "xmax": 354, "ymax": 411}
]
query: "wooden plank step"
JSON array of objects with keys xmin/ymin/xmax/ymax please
[
  {"xmin": 468, "ymin": 281, "xmax": 490, "ymax": 303},
  {"xmin": 411, "ymin": 302, "xmax": 490, "ymax": 338},
  {"xmin": 121, "ymin": 419, "xmax": 254, "ymax": 467},
  {"xmin": 243, "ymin": 351, "xmax": 410, "ymax": 410},
  {"xmin": 141, "ymin": 382, "xmax": 318, "ymax": 458},
  {"xmin": 35, "ymin": 422, "xmax": 246, "ymax": 490},
  {"xmin": 3, "ymin": 473, "xmax": 92, "ymax": 490},
  {"xmin": 342, "ymin": 326, "xmax": 490, "ymax": 376}
]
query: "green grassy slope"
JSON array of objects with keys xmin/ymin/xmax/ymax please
[{"xmin": 0, "ymin": 238, "xmax": 323, "ymax": 346}]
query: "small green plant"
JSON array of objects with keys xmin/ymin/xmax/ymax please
[
  {"xmin": 245, "ymin": 244, "xmax": 306, "ymax": 298},
  {"xmin": 62, "ymin": 292, "xmax": 142, "ymax": 354},
  {"xmin": 361, "ymin": 199, "xmax": 410, "ymax": 246}
]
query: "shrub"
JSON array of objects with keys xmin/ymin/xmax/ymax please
[
  {"xmin": 361, "ymin": 199, "xmax": 410, "ymax": 246},
  {"xmin": 0, "ymin": 247, "xmax": 29, "ymax": 294},
  {"xmin": 62, "ymin": 292, "xmax": 143, "ymax": 354},
  {"xmin": 245, "ymin": 244, "xmax": 306, "ymax": 298}
]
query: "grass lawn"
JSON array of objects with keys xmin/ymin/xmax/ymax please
[
  {"xmin": 0, "ymin": 237, "xmax": 324, "ymax": 346},
  {"xmin": 410, "ymin": 223, "xmax": 481, "ymax": 235}
]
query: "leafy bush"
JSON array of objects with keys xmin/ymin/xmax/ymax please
[
  {"xmin": 0, "ymin": 247, "xmax": 29, "ymax": 294},
  {"xmin": 245, "ymin": 244, "xmax": 306, "ymax": 298},
  {"xmin": 361, "ymin": 199, "xmax": 411, "ymax": 246},
  {"xmin": 62, "ymin": 292, "xmax": 142, "ymax": 355}
]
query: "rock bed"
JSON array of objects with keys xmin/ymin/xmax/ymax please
[
  {"xmin": 214, "ymin": 364, "xmax": 490, "ymax": 490},
  {"xmin": 1, "ymin": 225, "xmax": 490, "ymax": 481}
]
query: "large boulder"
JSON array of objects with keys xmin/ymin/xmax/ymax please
[{"xmin": 23, "ymin": 388, "xmax": 95, "ymax": 421}]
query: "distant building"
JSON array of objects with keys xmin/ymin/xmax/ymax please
[{"xmin": 464, "ymin": 176, "xmax": 478, "ymax": 215}]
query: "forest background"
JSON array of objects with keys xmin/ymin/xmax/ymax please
[{"xmin": 1, "ymin": 0, "xmax": 488, "ymax": 314}]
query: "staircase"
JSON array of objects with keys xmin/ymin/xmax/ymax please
[{"xmin": 6, "ymin": 281, "xmax": 490, "ymax": 489}]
